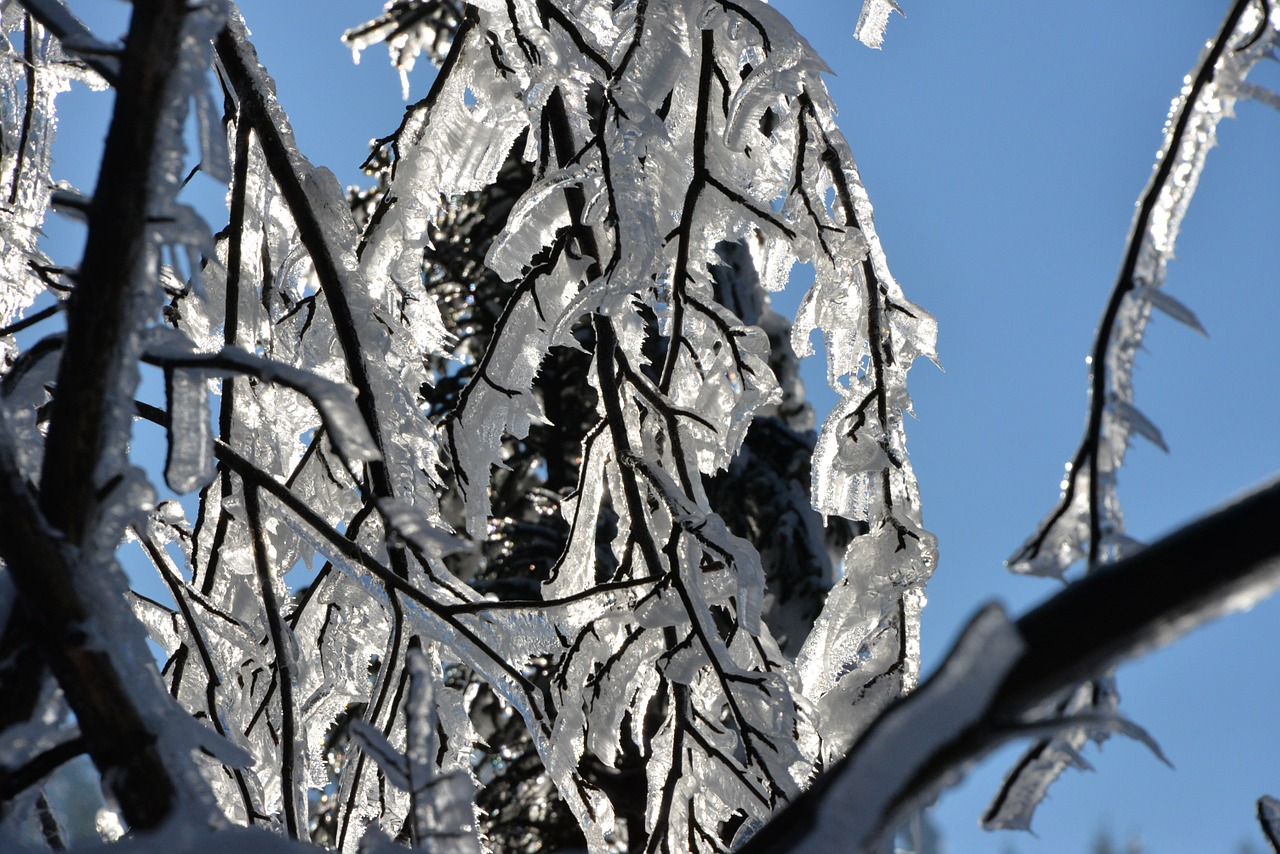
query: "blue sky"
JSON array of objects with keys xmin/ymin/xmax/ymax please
[{"xmin": 45, "ymin": 2, "xmax": 1280, "ymax": 852}]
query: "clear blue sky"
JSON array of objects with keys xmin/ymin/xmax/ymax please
[{"xmin": 47, "ymin": 2, "xmax": 1280, "ymax": 852}]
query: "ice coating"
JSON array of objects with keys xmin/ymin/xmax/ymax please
[
  {"xmin": 1009, "ymin": 3, "xmax": 1274, "ymax": 580},
  {"xmin": 164, "ymin": 366, "xmax": 215, "ymax": 493},
  {"xmin": 410, "ymin": 1, "xmax": 937, "ymax": 843},
  {"xmin": 792, "ymin": 604, "xmax": 1025, "ymax": 853},
  {"xmin": 853, "ymin": 0, "xmax": 903, "ymax": 50},
  {"xmin": 0, "ymin": 0, "xmax": 942, "ymax": 848},
  {"xmin": 342, "ymin": 2, "xmax": 463, "ymax": 98},
  {"xmin": 0, "ymin": 17, "xmax": 71, "ymax": 365},
  {"xmin": 142, "ymin": 340, "xmax": 383, "ymax": 466},
  {"xmin": 997, "ymin": 3, "xmax": 1276, "ymax": 832},
  {"xmin": 346, "ymin": 646, "xmax": 483, "ymax": 851}
]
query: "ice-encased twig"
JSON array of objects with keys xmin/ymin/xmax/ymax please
[
  {"xmin": 391, "ymin": 0, "xmax": 940, "ymax": 845},
  {"xmin": 11, "ymin": 0, "xmax": 120, "ymax": 84},
  {"xmin": 1009, "ymin": 0, "xmax": 1274, "ymax": 580},
  {"xmin": 997, "ymin": 0, "xmax": 1276, "ymax": 831},
  {"xmin": 141, "ymin": 340, "xmax": 382, "ymax": 468},
  {"xmin": 0, "ymin": 12, "xmax": 73, "ymax": 366},
  {"xmin": 216, "ymin": 9, "xmax": 446, "ymax": 524}
]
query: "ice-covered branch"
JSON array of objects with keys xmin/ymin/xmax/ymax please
[
  {"xmin": 0, "ymin": 426, "xmax": 192, "ymax": 830},
  {"xmin": 140, "ymin": 342, "xmax": 381, "ymax": 471},
  {"xmin": 215, "ymin": 11, "xmax": 417, "ymax": 532},
  {"xmin": 243, "ymin": 484, "xmax": 307, "ymax": 838},
  {"xmin": 1011, "ymin": 0, "xmax": 1273, "ymax": 578},
  {"xmin": 5, "ymin": 0, "xmax": 228, "ymax": 831},
  {"xmin": 997, "ymin": 0, "xmax": 1277, "ymax": 827},
  {"xmin": 13, "ymin": 0, "xmax": 120, "ymax": 85},
  {"xmin": 209, "ymin": 440, "xmax": 556, "ymax": 736},
  {"xmin": 342, "ymin": 0, "xmax": 465, "ymax": 95},
  {"xmin": 853, "ymin": 0, "xmax": 904, "ymax": 50},
  {"xmin": 0, "ymin": 734, "xmax": 85, "ymax": 802},
  {"xmin": 742, "ymin": 476, "xmax": 1280, "ymax": 852}
]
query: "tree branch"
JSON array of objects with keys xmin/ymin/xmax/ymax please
[
  {"xmin": 1014, "ymin": 0, "xmax": 1257, "ymax": 572},
  {"xmin": 740, "ymin": 477, "xmax": 1280, "ymax": 852},
  {"xmin": 0, "ymin": 735, "xmax": 86, "ymax": 801},
  {"xmin": 0, "ymin": 433, "xmax": 181, "ymax": 829},
  {"xmin": 7, "ymin": 0, "xmax": 201, "ymax": 831},
  {"xmin": 13, "ymin": 0, "xmax": 121, "ymax": 85},
  {"xmin": 214, "ymin": 15, "xmax": 406, "ymax": 552}
]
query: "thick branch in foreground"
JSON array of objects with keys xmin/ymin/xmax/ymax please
[
  {"xmin": 38, "ymin": 0, "xmax": 185, "ymax": 540},
  {"xmin": 0, "ymin": 439, "xmax": 179, "ymax": 829},
  {"xmin": 14, "ymin": 0, "xmax": 120, "ymax": 85},
  {"xmin": 741, "ymin": 477, "xmax": 1280, "ymax": 852},
  {"xmin": 4, "ymin": 0, "xmax": 193, "ymax": 831}
]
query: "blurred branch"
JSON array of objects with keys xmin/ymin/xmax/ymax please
[
  {"xmin": 0, "ymin": 735, "xmax": 86, "ymax": 801},
  {"xmin": 0, "ymin": 431, "xmax": 181, "ymax": 829},
  {"xmin": 5, "ymin": 0, "xmax": 198, "ymax": 831},
  {"xmin": 741, "ymin": 476, "xmax": 1280, "ymax": 852},
  {"xmin": 13, "ymin": 0, "xmax": 121, "ymax": 85}
]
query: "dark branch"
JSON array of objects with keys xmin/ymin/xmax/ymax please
[
  {"xmin": 741, "ymin": 476, "xmax": 1280, "ymax": 852},
  {"xmin": 14, "ymin": 0, "xmax": 199, "ymax": 830}
]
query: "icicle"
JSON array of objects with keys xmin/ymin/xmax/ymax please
[{"xmin": 164, "ymin": 366, "xmax": 215, "ymax": 493}]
